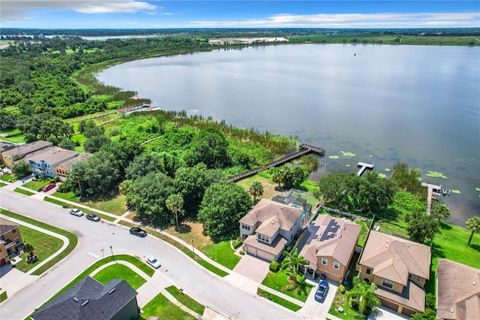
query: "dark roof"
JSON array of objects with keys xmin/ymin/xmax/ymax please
[
  {"xmin": 0, "ymin": 141, "xmax": 15, "ymax": 153},
  {"xmin": 0, "ymin": 217, "xmax": 19, "ymax": 235},
  {"xmin": 31, "ymin": 277, "xmax": 137, "ymax": 320}
]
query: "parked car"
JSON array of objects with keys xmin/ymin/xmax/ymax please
[
  {"xmin": 42, "ymin": 183, "xmax": 56, "ymax": 192},
  {"xmin": 146, "ymin": 256, "xmax": 161, "ymax": 269},
  {"xmin": 86, "ymin": 213, "xmax": 100, "ymax": 222},
  {"xmin": 129, "ymin": 227, "xmax": 147, "ymax": 237},
  {"xmin": 69, "ymin": 208, "xmax": 84, "ymax": 217},
  {"xmin": 314, "ymin": 280, "xmax": 330, "ymax": 303}
]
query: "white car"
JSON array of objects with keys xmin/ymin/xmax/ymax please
[
  {"xmin": 69, "ymin": 208, "xmax": 84, "ymax": 217},
  {"xmin": 146, "ymin": 256, "xmax": 161, "ymax": 269}
]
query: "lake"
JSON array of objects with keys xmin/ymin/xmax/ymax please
[{"xmin": 97, "ymin": 44, "xmax": 480, "ymax": 226}]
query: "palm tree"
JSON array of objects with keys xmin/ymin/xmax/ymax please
[
  {"xmin": 248, "ymin": 181, "xmax": 264, "ymax": 202},
  {"xmin": 166, "ymin": 193, "xmax": 184, "ymax": 229},
  {"xmin": 346, "ymin": 278, "xmax": 381, "ymax": 315},
  {"xmin": 281, "ymin": 248, "xmax": 309, "ymax": 276},
  {"xmin": 466, "ymin": 216, "xmax": 480, "ymax": 245}
]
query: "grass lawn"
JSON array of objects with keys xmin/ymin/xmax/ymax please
[
  {"xmin": 355, "ymin": 219, "xmax": 369, "ymax": 247},
  {"xmin": 236, "ymin": 173, "xmax": 286, "ymax": 200},
  {"xmin": 47, "ymin": 254, "xmax": 153, "ymax": 303},
  {"xmin": 257, "ymin": 288, "xmax": 302, "ymax": 312},
  {"xmin": 14, "ymin": 187, "xmax": 35, "ymax": 196},
  {"xmin": 0, "ymin": 174, "xmax": 16, "ymax": 183},
  {"xmin": 14, "ymin": 225, "xmax": 64, "ymax": 272},
  {"xmin": 201, "ymin": 240, "xmax": 240, "ymax": 269},
  {"xmin": 0, "ymin": 291, "xmax": 7, "ymax": 303},
  {"xmin": 53, "ymin": 191, "xmax": 128, "ymax": 215},
  {"xmin": 44, "ymin": 196, "xmax": 116, "ymax": 222},
  {"xmin": 165, "ymin": 285, "xmax": 205, "ymax": 315},
  {"xmin": 0, "ymin": 209, "xmax": 78, "ymax": 275},
  {"xmin": 93, "ymin": 264, "xmax": 146, "ymax": 290},
  {"xmin": 140, "ymin": 293, "xmax": 195, "ymax": 320},
  {"xmin": 262, "ymin": 269, "xmax": 313, "ymax": 302},
  {"xmin": 23, "ymin": 178, "xmax": 52, "ymax": 191},
  {"xmin": 329, "ymin": 289, "xmax": 364, "ymax": 319},
  {"xmin": 0, "ymin": 181, "xmax": 6, "ymax": 187}
]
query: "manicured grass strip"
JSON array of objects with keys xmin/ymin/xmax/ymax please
[
  {"xmin": 0, "ymin": 209, "xmax": 78, "ymax": 275},
  {"xmin": 0, "ymin": 174, "xmax": 16, "ymax": 182},
  {"xmin": 0, "ymin": 291, "xmax": 7, "ymax": 303},
  {"xmin": 0, "ymin": 181, "xmax": 6, "ymax": 187},
  {"xmin": 44, "ymin": 196, "xmax": 116, "ymax": 222},
  {"xmin": 119, "ymin": 220, "xmax": 228, "ymax": 277},
  {"xmin": 14, "ymin": 187, "xmax": 35, "ymax": 196},
  {"xmin": 257, "ymin": 288, "xmax": 301, "ymax": 312},
  {"xmin": 47, "ymin": 254, "xmax": 153, "ymax": 303},
  {"xmin": 140, "ymin": 293, "xmax": 196, "ymax": 320},
  {"xmin": 165, "ymin": 285, "xmax": 205, "ymax": 315},
  {"xmin": 262, "ymin": 270, "xmax": 313, "ymax": 302},
  {"xmin": 93, "ymin": 264, "xmax": 146, "ymax": 290},
  {"xmin": 14, "ymin": 225, "xmax": 64, "ymax": 273},
  {"xmin": 200, "ymin": 240, "xmax": 240, "ymax": 270}
]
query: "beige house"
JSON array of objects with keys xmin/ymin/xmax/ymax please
[
  {"xmin": 0, "ymin": 218, "xmax": 23, "ymax": 266},
  {"xmin": 240, "ymin": 199, "xmax": 303, "ymax": 261},
  {"xmin": 357, "ymin": 231, "xmax": 431, "ymax": 316},
  {"xmin": 299, "ymin": 214, "xmax": 361, "ymax": 282},
  {"xmin": 436, "ymin": 259, "xmax": 480, "ymax": 320},
  {"xmin": 54, "ymin": 152, "xmax": 91, "ymax": 179},
  {"xmin": 1, "ymin": 141, "xmax": 52, "ymax": 168}
]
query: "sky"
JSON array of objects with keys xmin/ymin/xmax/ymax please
[{"xmin": 1, "ymin": 1, "xmax": 479, "ymax": 29}]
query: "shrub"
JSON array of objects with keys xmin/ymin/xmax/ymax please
[
  {"xmin": 239, "ymin": 249, "xmax": 245, "ymax": 255},
  {"xmin": 232, "ymin": 239, "xmax": 243, "ymax": 249},
  {"xmin": 338, "ymin": 284, "xmax": 346, "ymax": 294},
  {"xmin": 269, "ymin": 261, "xmax": 279, "ymax": 272}
]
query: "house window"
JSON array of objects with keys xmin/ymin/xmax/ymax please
[
  {"xmin": 382, "ymin": 279, "xmax": 395, "ymax": 289},
  {"xmin": 366, "ymin": 268, "xmax": 371, "ymax": 274},
  {"xmin": 321, "ymin": 258, "xmax": 328, "ymax": 266},
  {"xmin": 333, "ymin": 261, "xmax": 340, "ymax": 270}
]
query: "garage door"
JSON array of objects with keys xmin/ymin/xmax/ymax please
[
  {"xmin": 379, "ymin": 298, "xmax": 400, "ymax": 313},
  {"xmin": 245, "ymin": 246, "xmax": 274, "ymax": 261}
]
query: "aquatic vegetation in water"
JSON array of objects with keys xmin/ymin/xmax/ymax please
[
  {"xmin": 345, "ymin": 164, "xmax": 350, "ymax": 167},
  {"xmin": 451, "ymin": 189, "xmax": 461, "ymax": 194},
  {"xmin": 384, "ymin": 168, "xmax": 391, "ymax": 172},
  {"xmin": 340, "ymin": 151, "xmax": 356, "ymax": 157},
  {"xmin": 426, "ymin": 171, "xmax": 448, "ymax": 179},
  {"xmin": 328, "ymin": 155, "xmax": 340, "ymax": 160},
  {"xmin": 368, "ymin": 155, "xmax": 373, "ymax": 158},
  {"xmin": 378, "ymin": 173, "xmax": 387, "ymax": 179},
  {"xmin": 476, "ymin": 187, "xmax": 480, "ymax": 192}
]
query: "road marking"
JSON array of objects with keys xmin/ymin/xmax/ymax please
[{"xmin": 88, "ymin": 252, "xmax": 100, "ymax": 258}]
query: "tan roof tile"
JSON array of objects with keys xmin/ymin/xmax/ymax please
[
  {"xmin": 244, "ymin": 234, "xmax": 288, "ymax": 256},
  {"xmin": 240, "ymin": 199, "xmax": 302, "ymax": 233}
]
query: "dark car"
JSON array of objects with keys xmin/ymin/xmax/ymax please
[
  {"xmin": 129, "ymin": 227, "xmax": 147, "ymax": 237},
  {"xmin": 42, "ymin": 183, "xmax": 56, "ymax": 192},
  {"xmin": 314, "ymin": 280, "xmax": 330, "ymax": 303},
  {"xmin": 86, "ymin": 213, "xmax": 101, "ymax": 222}
]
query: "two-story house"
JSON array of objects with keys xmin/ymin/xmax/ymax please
[
  {"xmin": 299, "ymin": 214, "xmax": 360, "ymax": 282},
  {"xmin": 25, "ymin": 147, "xmax": 79, "ymax": 178},
  {"xmin": 0, "ymin": 218, "xmax": 23, "ymax": 266},
  {"xmin": 240, "ymin": 199, "xmax": 303, "ymax": 261},
  {"xmin": 54, "ymin": 152, "xmax": 91, "ymax": 180},
  {"xmin": 1, "ymin": 141, "xmax": 52, "ymax": 168},
  {"xmin": 357, "ymin": 231, "xmax": 431, "ymax": 316}
]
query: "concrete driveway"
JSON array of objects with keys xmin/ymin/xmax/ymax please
[
  {"xmin": 299, "ymin": 280, "xmax": 338, "ymax": 320},
  {"xmin": 233, "ymin": 254, "xmax": 270, "ymax": 283},
  {"xmin": 368, "ymin": 306, "xmax": 409, "ymax": 320}
]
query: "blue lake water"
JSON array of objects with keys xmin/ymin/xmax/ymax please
[{"xmin": 97, "ymin": 44, "xmax": 480, "ymax": 225}]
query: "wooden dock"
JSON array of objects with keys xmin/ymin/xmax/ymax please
[
  {"xmin": 421, "ymin": 182, "xmax": 442, "ymax": 215},
  {"xmin": 228, "ymin": 144, "xmax": 325, "ymax": 183}
]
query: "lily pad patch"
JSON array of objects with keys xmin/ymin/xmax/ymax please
[
  {"xmin": 328, "ymin": 155, "xmax": 340, "ymax": 160},
  {"xmin": 340, "ymin": 151, "xmax": 356, "ymax": 157},
  {"xmin": 451, "ymin": 189, "xmax": 461, "ymax": 194},
  {"xmin": 426, "ymin": 171, "xmax": 448, "ymax": 179}
]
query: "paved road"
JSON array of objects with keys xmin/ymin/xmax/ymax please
[{"xmin": 0, "ymin": 189, "xmax": 301, "ymax": 320}]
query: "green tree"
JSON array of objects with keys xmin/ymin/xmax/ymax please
[
  {"xmin": 184, "ymin": 128, "xmax": 231, "ymax": 168},
  {"xmin": 166, "ymin": 194, "xmax": 184, "ymax": 229},
  {"xmin": 466, "ymin": 216, "xmax": 480, "ymax": 245},
  {"xmin": 126, "ymin": 153, "xmax": 182, "ymax": 180},
  {"xmin": 431, "ymin": 203, "xmax": 450, "ymax": 222},
  {"xmin": 391, "ymin": 162, "xmax": 425, "ymax": 197},
  {"xmin": 58, "ymin": 138, "xmax": 76, "ymax": 151},
  {"xmin": 271, "ymin": 167, "xmax": 283, "ymax": 187},
  {"xmin": 411, "ymin": 308, "xmax": 436, "ymax": 320},
  {"xmin": 281, "ymin": 248, "xmax": 309, "ymax": 276},
  {"xmin": 125, "ymin": 172, "xmax": 175, "ymax": 226},
  {"xmin": 346, "ymin": 278, "xmax": 381, "ymax": 315},
  {"xmin": 248, "ymin": 181, "xmax": 264, "ymax": 202},
  {"xmin": 84, "ymin": 135, "xmax": 110, "ymax": 153},
  {"xmin": 407, "ymin": 212, "xmax": 439, "ymax": 245},
  {"xmin": 12, "ymin": 160, "xmax": 32, "ymax": 177},
  {"xmin": 198, "ymin": 182, "xmax": 252, "ymax": 241}
]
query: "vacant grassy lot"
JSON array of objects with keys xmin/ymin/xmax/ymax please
[
  {"xmin": 93, "ymin": 264, "xmax": 146, "ymax": 290},
  {"xmin": 200, "ymin": 240, "xmax": 240, "ymax": 270},
  {"xmin": 23, "ymin": 179, "xmax": 52, "ymax": 191},
  {"xmin": 262, "ymin": 269, "xmax": 313, "ymax": 302},
  {"xmin": 53, "ymin": 191, "xmax": 128, "ymax": 215},
  {"xmin": 14, "ymin": 225, "xmax": 64, "ymax": 273},
  {"xmin": 140, "ymin": 293, "xmax": 195, "ymax": 320},
  {"xmin": 165, "ymin": 285, "xmax": 205, "ymax": 315}
]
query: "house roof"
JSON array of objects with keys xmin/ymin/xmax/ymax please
[
  {"xmin": 2, "ymin": 141, "xmax": 52, "ymax": 159},
  {"xmin": 25, "ymin": 147, "xmax": 78, "ymax": 166},
  {"xmin": 244, "ymin": 234, "xmax": 288, "ymax": 257},
  {"xmin": 376, "ymin": 279, "xmax": 426, "ymax": 312},
  {"xmin": 299, "ymin": 215, "xmax": 361, "ymax": 268},
  {"xmin": 0, "ymin": 218, "xmax": 19, "ymax": 235},
  {"xmin": 0, "ymin": 141, "xmax": 15, "ymax": 153},
  {"xmin": 55, "ymin": 153, "xmax": 92, "ymax": 171},
  {"xmin": 437, "ymin": 259, "xmax": 480, "ymax": 320},
  {"xmin": 240, "ymin": 199, "xmax": 302, "ymax": 236},
  {"xmin": 31, "ymin": 277, "xmax": 137, "ymax": 320},
  {"xmin": 359, "ymin": 231, "xmax": 431, "ymax": 285}
]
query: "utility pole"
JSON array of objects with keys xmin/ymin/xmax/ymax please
[
  {"xmin": 192, "ymin": 239, "xmax": 195, "ymax": 256},
  {"xmin": 110, "ymin": 245, "xmax": 115, "ymax": 261}
]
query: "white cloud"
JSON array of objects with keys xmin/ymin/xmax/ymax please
[
  {"xmin": 1, "ymin": 0, "xmax": 157, "ymax": 22},
  {"xmin": 187, "ymin": 12, "xmax": 480, "ymax": 28}
]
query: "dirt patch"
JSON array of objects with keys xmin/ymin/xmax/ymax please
[{"xmin": 166, "ymin": 220, "xmax": 213, "ymax": 249}]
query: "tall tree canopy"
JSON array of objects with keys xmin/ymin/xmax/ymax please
[{"xmin": 184, "ymin": 128, "xmax": 231, "ymax": 169}]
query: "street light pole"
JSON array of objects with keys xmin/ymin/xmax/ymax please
[{"xmin": 110, "ymin": 245, "xmax": 114, "ymax": 261}]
